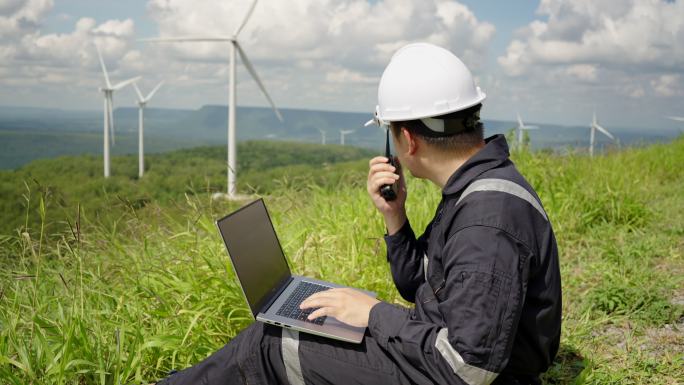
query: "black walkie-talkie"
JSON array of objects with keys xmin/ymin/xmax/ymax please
[{"xmin": 380, "ymin": 128, "xmax": 398, "ymax": 201}]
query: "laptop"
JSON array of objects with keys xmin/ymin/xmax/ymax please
[{"xmin": 216, "ymin": 198, "xmax": 372, "ymax": 344}]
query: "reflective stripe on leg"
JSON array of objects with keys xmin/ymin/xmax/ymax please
[{"xmin": 281, "ymin": 328, "xmax": 305, "ymax": 385}]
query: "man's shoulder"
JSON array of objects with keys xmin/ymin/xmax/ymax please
[{"xmin": 441, "ymin": 165, "xmax": 548, "ymax": 248}]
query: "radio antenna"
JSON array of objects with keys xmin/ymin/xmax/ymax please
[{"xmin": 385, "ymin": 126, "xmax": 391, "ymax": 158}]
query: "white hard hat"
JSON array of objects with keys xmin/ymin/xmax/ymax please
[{"xmin": 368, "ymin": 42, "xmax": 486, "ymax": 128}]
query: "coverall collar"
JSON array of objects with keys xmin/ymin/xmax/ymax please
[{"xmin": 442, "ymin": 134, "xmax": 510, "ymax": 196}]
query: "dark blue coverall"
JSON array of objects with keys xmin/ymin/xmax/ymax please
[{"xmin": 158, "ymin": 134, "xmax": 562, "ymax": 385}]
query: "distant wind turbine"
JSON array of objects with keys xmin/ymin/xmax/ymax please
[
  {"xmin": 515, "ymin": 112, "xmax": 538, "ymax": 150},
  {"xmin": 589, "ymin": 111, "xmax": 615, "ymax": 157},
  {"xmin": 318, "ymin": 128, "xmax": 327, "ymax": 145},
  {"xmin": 95, "ymin": 44, "xmax": 141, "ymax": 178},
  {"xmin": 340, "ymin": 129, "xmax": 354, "ymax": 146},
  {"xmin": 140, "ymin": 0, "xmax": 283, "ymax": 199},
  {"xmin": 133, "ymin": 81, "xmax": 164, "ymax": 178}
]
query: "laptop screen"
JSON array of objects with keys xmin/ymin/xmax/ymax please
[{"xmin": 216, "ymin": 199, "xmax": 291, "ymax": 317}]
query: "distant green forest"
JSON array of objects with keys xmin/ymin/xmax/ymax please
[{"xmin": 0, "ymin": 140, "xmax": 374, "ymax": 235}]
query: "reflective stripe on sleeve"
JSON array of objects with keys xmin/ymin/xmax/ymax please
[
  {"xmin": 423, "ymin": 253, "xmax": 429, "ymax": 281},
  {"xmin": 435, "ymin": 328, "xmax": 498, "ymax": 385},
  {"xmin": 456, "ymin": 178, "xmax": 548, "ymax": 222},
  {"xmin": 281, "ymin": 328, "xmax": 305, "ymax": 385}
]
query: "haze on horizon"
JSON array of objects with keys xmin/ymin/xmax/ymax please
[{"xmin": 0, "ymin": 0, "xmax": 683, "ymax": 131}]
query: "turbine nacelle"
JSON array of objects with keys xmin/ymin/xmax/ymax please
[
  {"xmin": 95, "ymin": 42, "xmax": 141, "ymax": 176},
  {"xmin": 139, "ymin": 0, "xmax": 280, "ymax": 198},
  {"xmin": 589, "ymin": 111, "xmax": 616, "ymax": 157}
]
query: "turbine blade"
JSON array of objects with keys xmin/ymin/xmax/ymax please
[
  {"xmin": 235, "ymin": 42, "xmax": 283, "ymax": 122},
  {"xmin": 112, "ymin": 76, "xmax": 141, "ymax": 91},
  {"xmin": 667, "ymin": 116, "xmax": 684, "ymax": 122},
  {"xmin": 139, "ymin": 36, "xmax": 234, "ymax": 43},
  {"xmin": 594, "ymin": 124, "xmax": 615, "ymax": 140},
  {"xmin": 364, "ymin": 119, "xmax": 375, "ymax": 127},
  {"xmin": 522, "ymin": 125, "xmax": 539, "ymax": 130},
  {"xmin": 233, "ymin": 0, "xmax": 258, "ymax": 37},
  {"xmin": 133, "ymin": 82, "xmax": 144, "ymax": 102},
  {"xmin": 95, "ymin": 43, "xmax": 111, "ymax": 88},
  {"xmin": 145, "ymin": 80, "xmax": 165, "ymax": 101}
]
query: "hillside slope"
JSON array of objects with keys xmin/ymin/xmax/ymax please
[
  {"xmin": 0, "ymin": 140, "xmax": 374, "ymax": 235},
  {"xmin": 0, "ymin": 137, "xmax": 682, "ymax": 384}
]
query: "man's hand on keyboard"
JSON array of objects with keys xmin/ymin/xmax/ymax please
[{"xmin": 299, "ymin": 288, "xmax": 380, "ymax": 328}]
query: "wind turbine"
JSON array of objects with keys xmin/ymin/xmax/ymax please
[
  {"xmin": 133, "ymin": 81, "xmax": 164, "ymax": 178},
  {"xmin": 140, "ymin": 0, "xmax": 282, "ymax": 199},
  {"xmin": 667, "ymin": 116, "xmax": 684, "ymax": 122},
  {"xmin": 515, "ymin": 112, "xmax": 538, "ymax": 150},
  {"xmin": 318, "ymin": 128, "xmax": 327, "ymax": 145},
  {"xmin": 589, "ymin": 111, "xmax": 615, "ymax": 157},
  {"xmin": 340, "ymin": 129, "xmax": 355, "ymax": 146},
  {"xmin": 95, "ymin": 44, "xmax": 141, "ymax": 178}
]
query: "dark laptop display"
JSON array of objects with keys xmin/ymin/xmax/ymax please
[
  {"xmin": 215, "ymin": 198, "xmax": 370, "ymax": 344},
  {"xmin": 216, "ymin": 200, "xmax": 291, "ymax": 316}
]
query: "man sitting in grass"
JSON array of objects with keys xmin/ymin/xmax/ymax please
[{"xmin": 157, "ymin": 43, "xmax": 561, "ymax": 385}]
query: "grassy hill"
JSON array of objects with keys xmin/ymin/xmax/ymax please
[
  {"xmin": 0, "ymin": 138, "xmax": 682, "ymax": 384},
  {"xmin": 0, "ymin": 141, "xmax": 375, "ymax": 236}
]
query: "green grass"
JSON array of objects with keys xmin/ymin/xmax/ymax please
[{"xmin": 0, "ymin": 138, "xmax": 682, "ymax": 384}]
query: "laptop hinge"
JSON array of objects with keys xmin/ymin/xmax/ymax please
[{"xmin": 260, "ymin": 275, "xmax": 294, "ymax": 314}]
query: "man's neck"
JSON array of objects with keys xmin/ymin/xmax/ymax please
[{"xmin": 423, "ymin": 144, "xmax": 485, "ymax": 189}]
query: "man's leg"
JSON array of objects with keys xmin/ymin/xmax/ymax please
[
  {"xmin": 156, "ymin": 322, "xmax": 410, "ymax": 385},
  {"xmin": 156, "ymin": 322, "xmax": 288, "ymax": 384}
]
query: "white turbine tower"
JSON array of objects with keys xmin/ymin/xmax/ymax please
[
  {"xmin": 318, "ymin": 128, "xmax": 327, "ymax": 145},
  {"xmin": 96, "ymin": 44, "xmax": 141, "ymax": 178},
  {"xmin": 340, "ymin": 129, "xmax": 355, "ymax": 146},
  {"xmin": 141, "ymin": 0, "xmax": 283, "ymax": 199},
  {"xmin": 589, "ymin": 111, "xmax": 615, "ymax": 157},
  {"xmin": 515, "ymin": 112, "xmax": 538, "ymax": 150},
  {"xmin": 133, "ymin": 81, "xmax": 164, "ymax": 178}
]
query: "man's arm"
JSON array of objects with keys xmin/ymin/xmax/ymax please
[
  {"xmin": 384, "ymin": 219, "xmax": 431, "ymax": 303},
  {"xmin": 368, "ymin": 226, "xmax": 532, "ymax": 385},
  {"xmin": 367, "ymin": 155, "xmax": 426, "ymax": 302}
]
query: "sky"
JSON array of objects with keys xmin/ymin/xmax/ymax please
[{"xmin": 0, "ymin": 0, "xmax": 683, "ymax": 130}]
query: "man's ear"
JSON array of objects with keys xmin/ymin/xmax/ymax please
[{"xmin": 402, "ymin": 128, "xmax": 418, "ymax": 155}]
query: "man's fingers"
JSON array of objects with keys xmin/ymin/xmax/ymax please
[
  {"xmin": 307, "ymin": 307, "xmax": 331, "ymax": 320},
  {"xmin": 369, "ymin": 162, "xmax": 396, "ymax": 174},
  {"xmin": 371, "ymin": 171, "xmax": 399, "ymax": 181},
  {"xmin": 300, "ymin": 294, "xmax": 337, "ymax": 309},
  {"xmin": 370, "ymin": 178, "xmax": 399, "ymax": 192},
  {"xmin": 369, "ymin": 156, "xmax": 389, "ymax": 167}
]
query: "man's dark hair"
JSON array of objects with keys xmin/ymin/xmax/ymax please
[{"xmin": 390, "ymin": 103, "xmax": 484, "ymax": 154}]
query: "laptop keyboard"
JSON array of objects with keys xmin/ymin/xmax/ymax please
[{"xmin": 276, "ymin": 281, "xmax": 331, "ymax": 325}]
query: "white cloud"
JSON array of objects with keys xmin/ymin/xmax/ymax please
[
  {"xmin": 623, "ymin": 84, "xmax": 645, "ymax": 99},
  {"xmin": 123, "ymin": 0, "xmax": 493, "ymax": 112},
  {"xmin": 565, "ymin": 64, "xmax": 597, "ymax": 82},
  {"xmin": 651, "ymin": 74, "xmax": 680, "ymax": 97},
  {"xmin": 498, "ymin": 0, "xmax": 684, "ymax": 76},
  {"xmin": 0, "ymin": 0, "xmax": 53, "ymax": 39},
  {"xmin": 0, "ymin": 0, "xmax": 496, "ymax": 113},
  {"xmin": 490, "ymin": 0, "xmax": 684, "ymax": 128},
  {"xmin": 145, "ymin": 0, "xmax": 495, "ymax": 77},
  {"xmin": 325, "ymin": 68, "xmax": 377, "ymax": 84}
]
